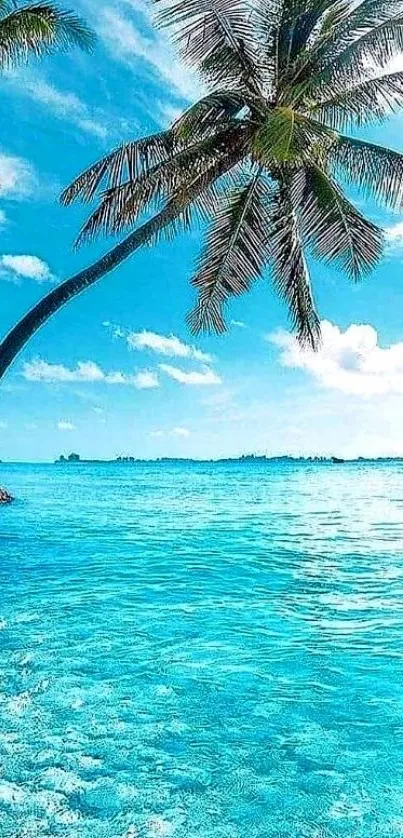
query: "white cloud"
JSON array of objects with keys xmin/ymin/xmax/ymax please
[
  {"xmin": 23, "ymin": 359, "xmax": 159, "ymax": 388},
  {"xmin": 133, "ymin": 370, "xmax": 159, "ymax": 389},
  {"xmin": 231, "ymin": 320, "xmax": 246, "ymax": 329},
  {"xmin": 149, "ymin": 426, "xmax": 191, "ymax": 437},
  {"xmin": 23, "ymin": 77, "xmax": 107, "ymax": 139},
  {"xmin": 271, "ymin": 319, "xmax": 403, "ymax": 396},
  {"xmin": 1, "ymin": 255, "xmax": 54, "ymax": 283},
  {"xmin": 171, "ymin": 426, "xmax": 190, "ymax": 437},
  {"xmin": 0, "ymin": 210, "xmax": 7, "ymax": 227},
  {"xmin": 156, "ymin": 100, "xmax": 183, "ymax": 127},
  {"xmin": 127, "ymin": 329, "xmax": 212, "ymax": 363},
  {"xmin": 24, "ymin": 360, "xmax": 103, "ymax": 383},
  {"xmin": 0, "ymin": 152, "xmax": 37, "ymax": 199},
  {"xmin": 6, "ymin": 73, "xmax": 107, "ymax": 139},
  {"xmin": 98, "ymin": 7, "xmax": 200, "ymax": 103},
  {"xmin": 385, "ymin": 220, "xmax": 403, "ymax": 250},
  {"xmin": 57, "ymin": 420, "xmax": 76, "ymax": 431},
  {"xmin": 103, "ymin": 371, "xmax": 127, "ymax": 384},
  {"xmin": 160, "ymin": 364, "xmax": 222, "ymax": 386}
]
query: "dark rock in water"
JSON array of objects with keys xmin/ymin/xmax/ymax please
[{"xmin": 0, "ymin": 487, "xmax": 13, "ymax": 504}]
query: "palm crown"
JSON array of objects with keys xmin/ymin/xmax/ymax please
[
  {"xmin": 0, "ymin": 1, "xmax": 94, "ymax": 68},
  {"xmin": 61, "ymin": 0, "xmax": 403, "ymax": 348}
]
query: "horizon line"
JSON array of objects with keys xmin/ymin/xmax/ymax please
[{"xmin": 2, "ymin": 455, "xmax": 403, "ymax": 465}]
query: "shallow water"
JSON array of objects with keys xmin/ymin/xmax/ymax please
[{"xmin": 1, "ymin": 460, "xmax": 403, "ymax": 837}]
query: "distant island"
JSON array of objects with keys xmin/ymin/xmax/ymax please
[
  {"xmin": 57, "ymin": 452, "xmax": 331, "ymax": 464},
  {"xmin": 55, "ymin": 453, "xmax": 403, "ymax": 465}
]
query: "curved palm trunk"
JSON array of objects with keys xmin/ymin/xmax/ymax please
[{"xmin": 0, "ymin": 202, "xmax": 179, "ymax": 380}]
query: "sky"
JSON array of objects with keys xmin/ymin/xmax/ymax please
[{"xmin": 2, "ymin": 0, "xmax": 403, "ymax": 461}]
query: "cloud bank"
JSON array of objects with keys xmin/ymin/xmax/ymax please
[
  {"xmin": 1, "ymin": 255, "xmax": 54, "ymax": 283},
  {"xmin": 98, "ymin": 6, "xmax": 200, "ymax": 104},
  {"xmin": 159, "ymin": 364, "xmax": 221, "ymax": 386},
  {"xmin": 23, "ymin": 360, "xmax": 159, "ymax": 389},
  {"xmin": 21, "ymin": 76, "xmax": 107, "ymax": 139},
  {"xmin": 271, "ymin": 320, "xmax": 403, "ymax": 396},
  {"xmin": 126, "ymin": 329, "xmax": 212, "ymax": 363},
  {"xmin": 0, "ymin": 152, "xmax": 37, "ymax": 199}
]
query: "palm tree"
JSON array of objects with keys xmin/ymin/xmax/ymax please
[
  {"xmin": 1, "ymin": 0, "xmax": 403, "ymax": 379},
  {"xmin": 0, "ymin": 1, "xmax": 94, "ymax": 68}
]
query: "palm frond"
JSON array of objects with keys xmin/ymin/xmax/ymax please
[
  {"xmin": 272, "ymin": 0, "xmax": 338, "ymax": 81},
  {"xmin": 313, "ymin": 12, "xmax": 403, "ymax": 98},
  {"xmin": 295, "ymin": 163, "xmax": 383, "ymax": 278},
  {"xmin": 288, "ymin": 0, "xmax": 403, "ymax": 100},
  {"xmin": 148, "ymin": 152, "xmax": 249, "ymax": 247},
  {"xmin": 270, "ymin": 178, "xmax": 321, "ymax": 348},
  {"xmin": 187, "ymin": 171, "xmax": 273, "ymax": 334},
  {"xmin": 153, "ymin": 0, "xmax": 262, "ymax": 92},
  {"xmin": 283, "ymin": 0, "xmax": 354, "ymax": 98},
  {"xmin": 330, "ymin": 135, "xmax": 403, "ymax": 209},
  {"xmin": 0, "ymin": 2, "xmax": 94, "ymax": 68},
  {"xmin": 326, "ymin": 0, "xmax": 403, "ymax": 56},
  {"xmin": 314, "ymin": 70, "xmax": 403, "ymax": 128},
  {"xmin": 311, "ymin": 0, "xmax": 353, "ymax": 41},
  {"xmin": 61, "ymin": 131, "xmax": 178, "ymax": 205},
  {"xmin": 75, "ymin": 123, "xmax": 252, "ymax": 245},
  {"xmin": 173, "ymin": 89, "xmax": 251, "ymax": 141}
]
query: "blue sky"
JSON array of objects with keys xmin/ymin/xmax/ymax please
[{"xmin": 2, "ymin": 0, "xmax": 403, "ymax": 461}]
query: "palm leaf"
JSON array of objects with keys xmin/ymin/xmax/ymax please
[
  {"xmin": 187, "ymin": 171, "xmax": 272, "ymax": 334},
  {"xmin": 153, "ymin": 0, "xmax": 262, "ymax": 92},
  {"xmin": 148, "ymin": 152, "xmax": 249, "ymax": 247},
  {"xmin": 61, "ymin": 131, "xmax": 178, "ymax": 205},
  {"xmin": 272, "ymin": 0, "xmax": 338, "ymax": 80},
  {"xmin": 330, "ymin": 135, "xmax": 403, "ymax": 209},
  {"xmin": 75, "ymin": 123, "xmax": 252, "ymax": 245},
  {"xmin": 284, "ymin": 0, "xmax": 354, "ymax": 98},
  {"xmin": 270, "ymin": 178, "xmax": 321, "ymax": 348},
  {"xmin": 173, "ymin": 89, "xmax": 251, "ymax": 141},
  {"xmin": 314, "ymin": 12, "xmax": 403, "ymax": 98},
  {"xmin": 0, "ymin": 2, "xmax": 94, "ymax": 68},
  {"xmin": 324, "ymin": 0, "xmax": 403, "ymax": 57},
  {"xmin": 295, "ymin": 163, "xmax": 383, "ymax": 278},
  {"xmin": 314, "ymin": 70, "xmax": 403, "ymax": 128},
  {"xmin": 290, "ymin": 0, "xmax": 403, "ymax": 99}
]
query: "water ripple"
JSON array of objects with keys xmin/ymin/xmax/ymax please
[{"xmin": 1, "ymin": 461, "xmax": 403, "ymax": 836}]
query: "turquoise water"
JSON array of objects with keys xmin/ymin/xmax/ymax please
[{"xmin": 1, "ymin": 461, "xmax": 403, "ymax": 837}]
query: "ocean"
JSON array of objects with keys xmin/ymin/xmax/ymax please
[{"xmin": 1, "ymin": 460, "xmax": 403, "ymax": 837}]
